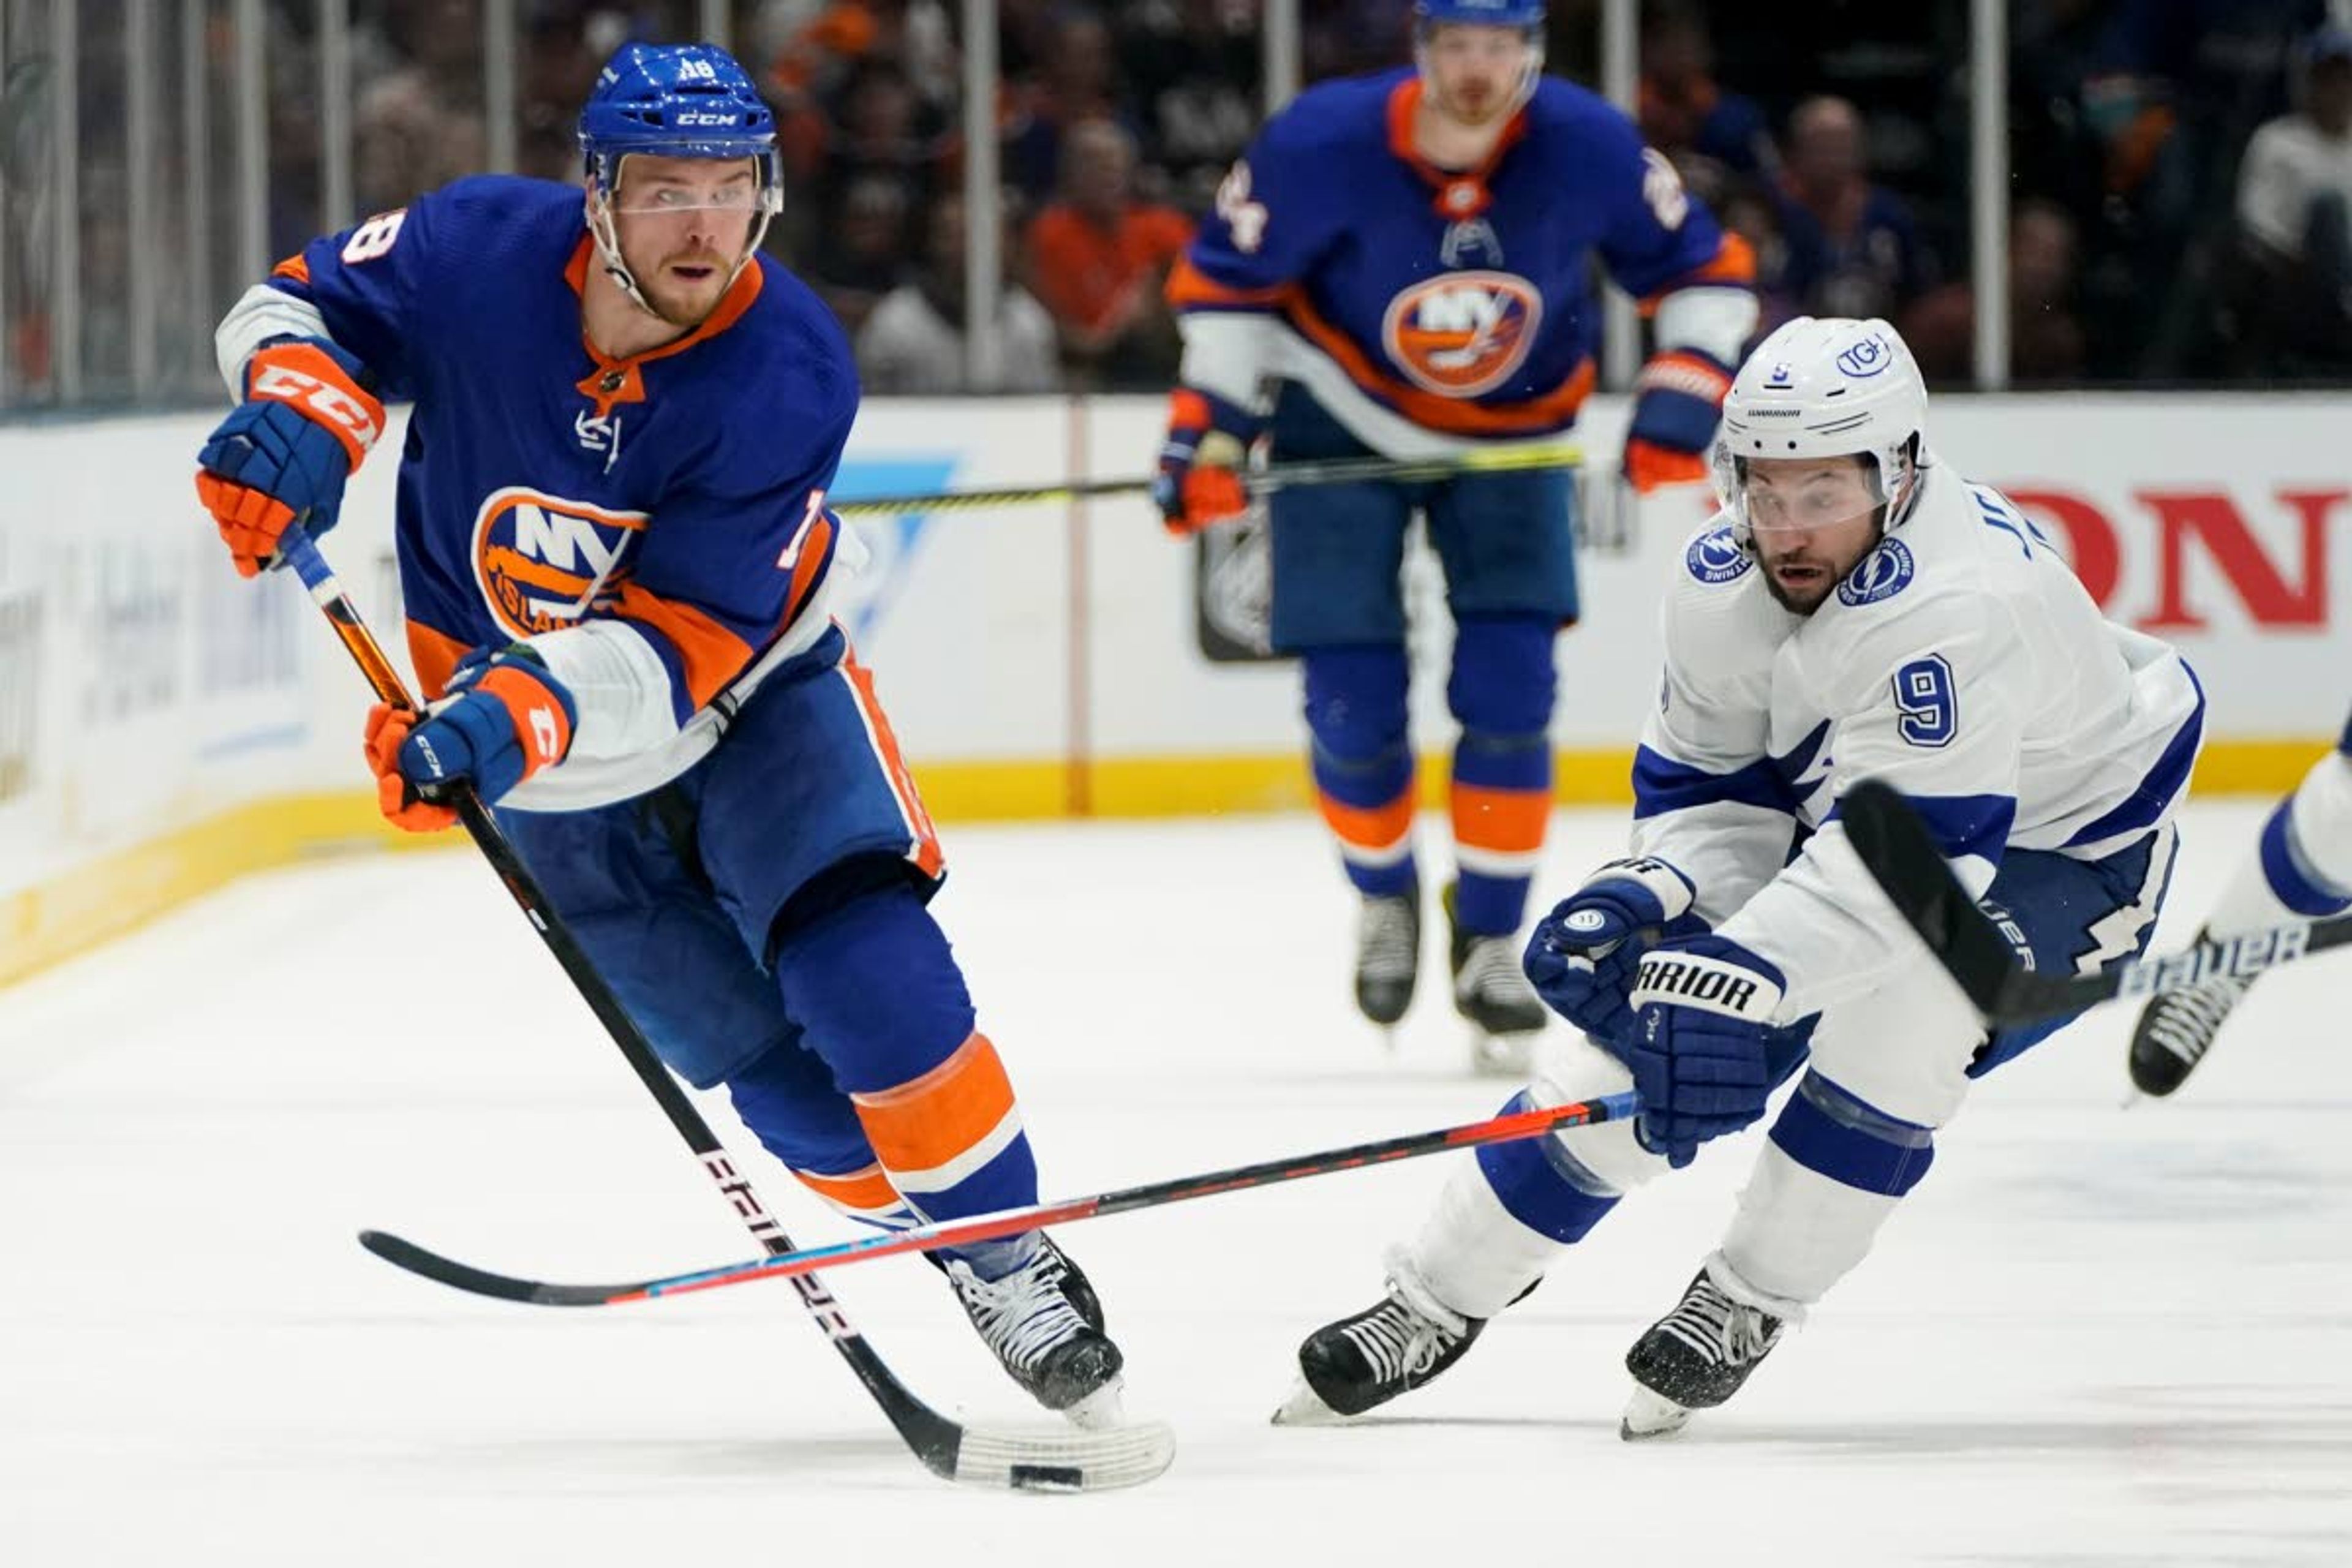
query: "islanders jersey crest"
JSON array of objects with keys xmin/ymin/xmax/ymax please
[
  {"xmin": 1381, "ymin": 270, "xmax": 1542, "ymax": 398},
  {"xmin": 471, "ymin": 486, "xmax": 647, "ymax": 636}
]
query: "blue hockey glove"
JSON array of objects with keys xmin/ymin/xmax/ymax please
[
  {"xmin": 1621, "ymin": 347, "xmax": 1734, "ymax": 494},
  {"xmin": 1623, "ymin": 934, "xmax": 1811, "ymax": 1168},
  {"xmin": 195, "ymin": 336, "xmax": 385, "ymax": 576},
  {"xmin": 1153, "ymin": 386, "xmax": 1261, "ymax": 534},
  {"xmin": 1523, "ymin": 857, "xmax": 1703, "ymax": 1047},
  {"xmin": 363, "ymin": 646, "xmax": 576, "ymax": 832}
]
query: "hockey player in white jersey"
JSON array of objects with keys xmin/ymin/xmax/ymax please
[
  {"xmin": 1280, "ymin": 317, "xmax": 2206, "ymax": 1436},
  {"xmin": 2128, "ymin": 718, "xmax": 2352, "ymax": 1095}
]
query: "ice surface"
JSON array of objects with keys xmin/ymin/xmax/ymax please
[{"xmin": 2, "ymin": 804, "xmax": 2347, "ymax": 1565}]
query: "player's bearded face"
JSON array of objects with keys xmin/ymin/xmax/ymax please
[
  {"xmin": 1741, "ymin": 456, "xmax": 1886, "ymax": 616},
  {"xmin": 1422, "ymin": 24, "xmax": 1536, "ymax": 126},
  {"xmin": 610, "ymin": 156, "xmax": 762, "ymax": 326}
]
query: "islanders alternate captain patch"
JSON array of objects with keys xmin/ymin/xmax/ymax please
[
  {"xmin": 1836, "ymin": 536, "xmax": 1915, "ymax": 607},
  {"xmin": 472, "ymin": 486, "xmax": 649, "ymax": 636},
  {"xmin": 1380, "ymin": 271, "xmax": 1542, "ymax": 398},
  {"xmin": 1685, "ymin": 524, "xmax": 1754, "ymax": 585}
]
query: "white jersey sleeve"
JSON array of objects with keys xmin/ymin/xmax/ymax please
[{"xmin": 1627, "ymin": 522, "xmax": 1804, "ymax": 925}]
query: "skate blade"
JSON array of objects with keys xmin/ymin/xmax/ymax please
[
  {"xmin": 1270, "ymin": 1378, "xmax": 1349, "ymax": 1427},
  {"xmin": 1467, "ymin": 1028, "xmax": 1537, "ymax": 1078},
  {"xmin": 1619, "ymin": 1384, "xmax": 1693, "ymax": 1441},
  {"xmin": 1059, "ymin": 1376, "xmax": 1129, "ymax": 1431}
]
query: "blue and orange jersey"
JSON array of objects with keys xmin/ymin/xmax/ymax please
[
  {"xmin": 249, "ymin": 175, "xmax": 854, "ymax": 808},
  {"xmin": 1170, "ymin": 69, "xmax": 1752, "ymax": 448}
]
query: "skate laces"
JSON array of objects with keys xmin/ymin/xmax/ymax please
[
  {"xmin": 2138, "ymin": 970, "xmax": 2250, "ymax": 1065},
  {"xmin": 947, "ymin": 1250, "xmax": 1091, "ymax": 1373},
  {"xmin": 1456, "ymin": 934, "xmax": 1535, "ymax": 1003},
  {"xmin": 1340, "ymin": 1290, "xmax": 1468, "ymax": 1384},
  {"xmin": 1656, "ymin": 1275, "xmax": 1778, "ymax": 1369},
  {"xmin": 1359, "ymin": 897, "xmax": 1419, "ymax": 982}
]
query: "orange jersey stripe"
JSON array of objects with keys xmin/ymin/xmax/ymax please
[
  {"xmin": 1637, "ymin": 233, "xmax": 1758, "ymax": 315},
  {"xmin": 793, "ymin": 1162, "xmax": 903, "ymax": 1215},
  {"xmin": 405, "ymin": 620, "xmax": 471, "ymax": 703},
  {"xmin": 1285, "ymin": 295, "xmax": 1596, "ymax": 436},
  {"xmin": 1450, "ymin": 782, "xmax": 1553, "ymax": 854},
  {"xmin": 1166, "ymin": 254, "xmax": 1292, "ymax": 311},
  {"xmin": 612, "ymin": 582, "xmax": 756, "ymax": 711},
  {"xmin": 270, "ymin": 254, "xmax": 312, "ymax": 287},
  {"xmin": 1318, "ymin": 788, "xmax": 1417, "ymax": 853},
  {"xmin": 851, "ymin": 1031, "xmax": 1017, "ymax": 1178},
  {"xmin": 843, "ymin": 652, "xmax": 946, "ymax": 880}
]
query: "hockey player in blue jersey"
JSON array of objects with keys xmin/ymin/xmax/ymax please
[
  {"xmin": 191, "ymin": 42, "xmax": 1132, "ymax": 1425},
  {"xmin": 1278, "ymin": 317, "xmax": 2204, "ymax": 1436},
  {"xmin": 2128, "ymin": 714, "xmax": 2352, "ymax": 1095},
  {"xmin": 1154, "ymin": 0, "xmax": 1758, "ymax": 1074}
]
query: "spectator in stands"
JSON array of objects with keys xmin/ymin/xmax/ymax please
[
  {"xmin": 1024, "ymin": 118, "xmax": 1193, "ymax": 388},
  {"xmin": 1638, "ymin": 1, "xmax": 1776, "ymax": 206},
  {"xmin": 1773, "ymin": 95, "xmax": 1936, "ymax": 321},
  {"xmin": 1005, "ymin": 9, "xmax": 1140, "ymax": 201},
  {"xmin": 1899, "ymin": 198, "xmax": 2088, "ymax": 385},
  {"xmin": 353, "ymin": 0, "xmax": 488, "ymax": 213},
  {"xmin": 803, "ymin": 172, "xmax": 918, "ymax": 337},
  {"xmin": 1117, "ymin": 0, "xmax": 1262, "ymax": 217},
  {"xmin": 1714, "ymin": 182, "xmax": 1800, "ymax": 339},
  {"xmin": 2219, "ymin": 23, "xmax": 2352, "ymax": 371},
  {"xmin": 858, "ymin": 192, "xmax": 1062, "ymax": 393}
]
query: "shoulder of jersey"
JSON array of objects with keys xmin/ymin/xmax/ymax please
[
  {"xmin": 1265, "ymin": 69, "xmax": 1409, "ymax": 155},
  {"xmin": 1524, "ymin": 74, "xmax": 1630, "ymax": 137},
  {"xmin": 420, "ymin": 173, "xmax": 586, "ymax": 244},
  {"xmin": 722, "ymin": 255, "xmax": 859, "ymax": 421}
]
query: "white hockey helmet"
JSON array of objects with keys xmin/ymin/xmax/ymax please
[{"xmin": 1712, "ymin": 316, "xmax": 1928, "ymax": 540}]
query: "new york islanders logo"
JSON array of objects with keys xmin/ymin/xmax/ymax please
[
  {"xmin": 471, "ymin": 488, "xmax": 648, "ymax": 636},
  {"xmin": 1381, "ymin": 271, "xmax": 1543, "ymax": 398}
]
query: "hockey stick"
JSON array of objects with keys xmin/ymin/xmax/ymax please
[
  {"xmin": 826, "ymin": 440, "xmax": 1585, "ymax": 516},
  {"xmin": 273, "ymin": 526, "xmax": 1173, "ymax": 1493},
  {"xmin": 1841, "ymin": 777, "xmax": 2350, "ymax": 1025},
  {"xmin": 358, "ymin": 1090, "xmax": 1642, "ymax": 1308}
]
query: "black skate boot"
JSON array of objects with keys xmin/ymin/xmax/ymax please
[
  {"xmin": 1355, "ymin": 888, "xmax": 1422, "ymax": 1027},
  {"xmin": 944, "ymin": 1235, "xmax": 1125, "ymax": 1426},
  {"xmin": 1276, "ymin": 1265, "xmax": 1486, "ymax": 1423},
  {"xmin": 1445, "ymin": 884, "xmax": 1546, "ymax": 1073},
  {"xmin": 1621, "ymin": 1259, "xmax": 1789, "ymax": 1440},
  {"xmin": 2128, "ymin": 931, "xmax": 2253, "ymax": 1096}
]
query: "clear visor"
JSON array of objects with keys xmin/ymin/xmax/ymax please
[
  {"xmin": 1714, "ymin": 446, "xmax": 1890, "ymax": 537},
  {"xmin": 604, "ymin": 153, "xmax": 776, "ymax": 216}
]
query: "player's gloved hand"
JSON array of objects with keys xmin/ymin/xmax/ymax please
[
  {"xmin": 363, "ymin": 645, "xmax": 576, "ymax": 832},
  {"xmin": 1621, "ymin": 347, "xmax": 1735, "ymax": 494},
  {"xmin": 1153, "ymin": 386, "xmax": 1260, "ymax": 535},
  {"xmin": 1524, "ymin": 857, "xmax": 1703, "ymax": 1047},
  {"xmin": 1623, "ymin": 934, "xmax": 1809, "ymax": 1168},
  {"xmin": 195, "ymin": 336, "xmax": 385, "ymax": 578}
]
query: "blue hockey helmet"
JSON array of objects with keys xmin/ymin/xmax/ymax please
[
  {"xmin": 578, "ymin": 43, "xmax": 782, "ymax": 314},
  {"xmin": 1413, "ymin": 0, "xmax": 1547, "ymax": 28}
]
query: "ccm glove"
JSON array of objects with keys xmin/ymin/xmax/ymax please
[
  {"xmin": 195, "ymin": 336, "xmax": 385, "ymax": 577},
  {"xmin": 1153, "ymin": 386, "xmax": 1261, "ymax": 534},
  {"xmin": 364, "ymin": 646, "xmax": 576, "ymax": 832},
  {"xmin": 1621, "ymin": 347, "xmax": 1734, "ymax": 494},
  {"xmin": 1623, "ymin": 934, "xmax": 1810, "ymax": 1168},
  {"xmin": 1524, "ymin": 857, "xmax": 1703, "ymax": 1047}
]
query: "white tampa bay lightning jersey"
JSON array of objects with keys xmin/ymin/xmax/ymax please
[{"xmin": 1630, "ymin": 450, "xmax": 2206, "ymax": 1022}]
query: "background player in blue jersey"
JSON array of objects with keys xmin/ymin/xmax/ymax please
[
  {"xmin": 190, "ymin": 42, "xmax": 1133, "ymax": 1427},
  {"xmin": 2128, "ymin": 711, "xmax": 2352, "ymax": 1095},
  {"xmin": 1154, "ymin": 0, "xmax": 1759, "ymax": 1074}
]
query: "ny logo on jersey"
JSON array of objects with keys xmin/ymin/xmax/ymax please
[
  {"xmin": 1381, "ymin": 271, "xmax": 1543, "ymax": 398},
  {"xmin": 470, "ymin": 487, "xmax": 649, "ymax": 636},
  {"xmin": 573, "ymin": 409, "xmax": 624, "ymax": 473}
]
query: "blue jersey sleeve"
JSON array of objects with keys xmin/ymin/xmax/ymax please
[
  {"xmin": 1173, "ymin": 110, "xmax": 1346, "ymax": 311},
  {"xmin": 265, "ymin": 195, "xmax": 445, "ymax": 399},
  {"xmin": 1584, "ymin": 111, "xmax": 1747, "ymax": 303}
]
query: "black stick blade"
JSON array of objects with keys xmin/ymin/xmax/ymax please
[
  {"xmin": 1840, "ymin": 777, "xmax": 2026, "ymax": 1018},
  {"xmin": 358, "ymin": 1230, "xmax": 650, "ymax": 1307}
]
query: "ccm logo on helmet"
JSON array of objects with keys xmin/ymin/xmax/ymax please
[{"xmin": 675, "ymin": 111, "xmax": 740, "ymax": 127}]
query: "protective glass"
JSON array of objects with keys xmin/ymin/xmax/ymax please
[{"xmin": 606, "ymin": 156, "xmax": 770, "ymax": 216}]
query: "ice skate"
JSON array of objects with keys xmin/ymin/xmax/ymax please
[
  {"xmin": 1620, "ymin": 1260, "xmax": 1787, "ymax": 1440},
  {"xmin": 1355, "ymin": 888, "xmax": 1422, "ymax": 1030},
  {"xmin": 945, "ymin": 1235, "xmax": 1127, "ymax": 1427},
  {"xmin": 2127, "ymin": 932, "xmax": 2252, "ymax": 1096},
  {"xmin": 1276, "ymin": 1260, "xmax": 1485, "ymax": 1424},
  {"xmin": 1445, "ymin": 884, "xmax": 1545, "ymax": 1074}
]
